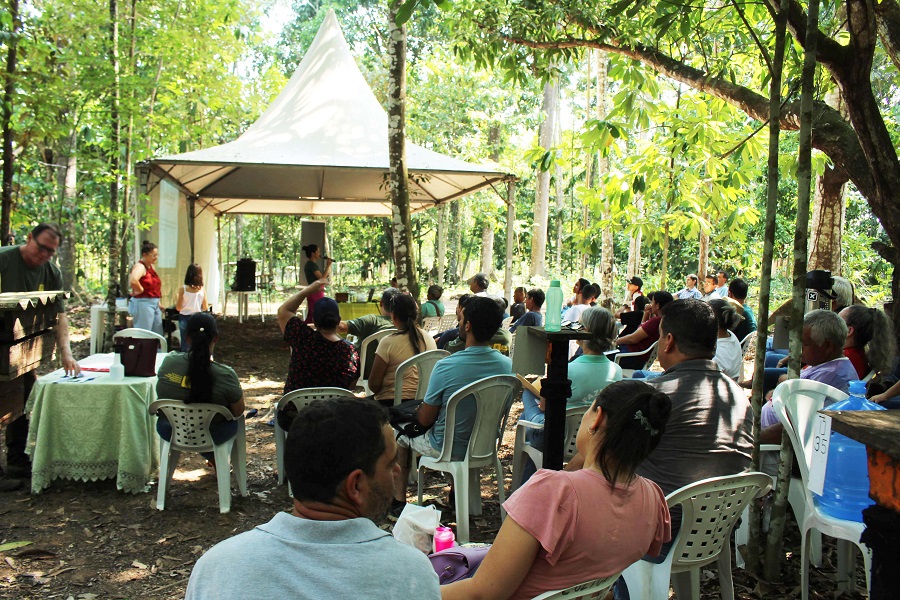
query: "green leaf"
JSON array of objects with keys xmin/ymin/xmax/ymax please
[
  {"xmin": 395, "ymin": 0, "xmax": 418, "ymax": 25},
  {"xmin": 0, "ymin": 541, "xmax": 33, "ymax": 552}
]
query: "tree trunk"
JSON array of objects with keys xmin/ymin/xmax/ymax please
[
  {"xmin": 235, "ymin": 215, "xmax": 244, "ymax": 259},
  {"xmin": 582, "ymin": 51, "xmax": 592, "ymax": 276},
  {"xmin": 698, "ymin": 212, "xmax": 710, "ymax": 279},
  {"xmin": 104, "ymin": 0, "xmax": 121, "ymax": 351},
  {"xmin": 480, "ymin": 222, "xmax": 493, "ymax": 276},
  {"xmin": 57, "ymin": 129, "xmax": 78, "ymax": 290},
  {"xmin": 437, "ymin": 203, "xmax": 446, "ymax": 285},
  {"xmin": 808, "ymin": 164, "xmax": 848, "ymax": 273},
  {"xmin": 627, "ymin": 194, "xmax": 643, "ymax": 281},
  {"xmin": 530, "ymin": 77, "xmax": 557, "ymax": 277},
  {"xmin": 596, "ymin": 51, "xmax": 614, "ymax": 308},
  {"xmin": 448, "ymin": 200, "xmax": 461, "ymax": 283},
  {"xmin": 1, "ymin": 0, "xmax": 20, "ymax": 244},
  {"xmin": 387, "ymin": 3, "xmax": 418, "ymax": 298}
]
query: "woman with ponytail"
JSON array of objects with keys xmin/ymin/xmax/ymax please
[
  {"xmin": 155, "ymin": 312, "xmax": 244, "ymax": 462},
  {"xmin": 839, "ymin": 305, "xmax": 896, "ymax": 378},
  {"xmin": 367, "ymin": 293, "xmax": 437, "ymax": 406},
  {"xmin": 441, "ymin": 381, "xmax": 672, "ymax": 600}
]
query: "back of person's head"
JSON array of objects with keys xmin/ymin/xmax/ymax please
[
  {"xmin": 184, "ymin": 263, "xmax": 203, "ymax": 287},
  {"xmin": 592, "ymin": 380, "xmax": 672, "ymax": 484},
  {"xmin": 312, "ymin": 297, "xmax": 341, "ymax": 331},
  {"xmin": 463, "ymin": 295, "xmax": 504, "ymax": 342},
  {"xmin": 380, "ymin": 287, "xmax": 400, "ymax": 311},
  {"xmin": 286, "ymin": 399, "xmax": 389, "ymax": 504},
  {"xmin": 728, "ymin": 278, "xmax": 749, "ymax": 301},
  {"xmin": 185, "ymin": 312, "xmax": 218, "ymax": 404},
  {"xmin": 458, "ymin": 293, "xmax": 473, "ymax": 309},
  {"xmin": 391, "ymin": 293, "xmax": 425, "ymax": 353},
  {"xmin": 831, "ymin": 276, "xmax": 853, "ymax": 310},
  {"xmin": 804, "ymin": 309, "xmax": 847, "ymax": 350},
  {"xmin": 708, "ymin": 299, "xmax": 742, "ymax": 332},
  {"xmin": 841, "ymin": 305, "xmax": 896, "ymax": 373},
  {"xmin": 580, "ymin": 307, "xmax": 617, "ymax": 353},
  {"xmin": 581, "ymin": 283, "xmax": 599, "ymax": 302},
  {"xmin": 527, "ymin": 288, "xmax": 545, "ymax": 309},
  {"xmin": 652, "ymin": 290, "xmax": 674, "ymax": 310},
  {"xmin": 633, "ymin": 295, "xmax": 650, "ymax": 313},
  {"xmin": 301, "ymin": 244, "xmax": 318, "ymax": 259},
  {"xmin": 141, "ymin": 240, "xmax": 157, "ymax": 256},
  {"xmin": 660, "ymin": 299, "xmax": 717, "ymax": 357},
  {"xmin": 514, "ymin": 286, "xmax": 526, "ymax": 296},
  {"xmin": 31, "ymin": 223, "xmax": 63, "ymax": 243},
  {"xmin": 427, "ymin": 284, "xmax": 443, "ymax": 300},
  {"xmin": 471, "ymin": 272, "xmax": 489, "ymax": 291}
]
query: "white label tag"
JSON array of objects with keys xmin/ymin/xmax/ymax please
[{"xmin": 807, "ymin": 413, "xmax": 832, "ymax": 496}]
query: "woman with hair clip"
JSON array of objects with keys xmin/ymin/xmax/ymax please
[
  {"xmin": 128, "ymin": 240, "xmax": 164, "ymax": 335},
  {"xmin": 440, "ymin": 380, "xmax": 672, "ymax": 600},
  {"xmin": 175, "ymin": 263, "xmax": 208, "ymax": 352},
  {"xmin": 301, "ymin": 243, "xmax": 333, "ymax": 324},
  {"xmin": 367, "ymin": 293, "xmax": 438, "ymax": 406},
  {"xmin": 708, "ymin": 298, "xmax": 744, "ymax": 380},
  {"xmin": 155, "ymin": 312, "xmax": 244, "ymax": 463},
  {"xmin": 839, "ymin": 304, "xmax": 896, "ymax": 378}
]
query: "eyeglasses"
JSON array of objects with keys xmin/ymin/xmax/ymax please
[{"xmin": 34, "ymin": 239, "xmax": 57, "ymax": 256}]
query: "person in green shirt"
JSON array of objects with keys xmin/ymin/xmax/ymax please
[
  {"xmin": 337, "ymin": 287, "xmax": 399, "ymax": 349},
  {"xmin": 419, "ymin": 284, "xmax": 445, "ymax": 323}
]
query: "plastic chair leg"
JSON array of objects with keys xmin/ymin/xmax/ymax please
[
  {"xmin": 495, "ymin": 456, "xmax": 508, "ymax": 520},
  {"xmin": 454, "ymin": 467, "xmax": 470, "ymax": 544},
  {"xmin": 274, "ymin": 422, "xmax": 286, "ymax": 485},
  {"xmin": 671, "ymin": 570, "xmax": 698, "ymax": 600},
  {"xmin": 417, "ymin": 467, "xmax": 426, "ymax": 505},
  {"xmin": 156, "ymin": 441, "xmax": 175, "ymax": 511},
  {"xmin": 511, "ymin": 430, "xmax": 526, "ymax": 494},
  {"xmin": 468, "ymin": 469, "xmax": 482, "ymax": 517},
  {"xmin": 214, "ymin": 440, "xmax": 234, "ymax": 514},
  {"xmin": 800, "ymin": 527, "xmax": 812, "ymax": 600},
  {"xmin": 232, "ymin": 422, "xmax": 248, "ymax": 497},
  {"xmin": 621, "ymin": 554, "xmax": 675, "ymax": 600},
  {"xmin": 717, "ymin": 545, "xmax": 735, "ymax": 600}
]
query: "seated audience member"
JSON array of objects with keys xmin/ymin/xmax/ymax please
[
  {"xmin": 566, "ymin": 277, "xmax": 591, "ymax": 308},
  {"xmin": 445, "ymin": 296, "xmax": 511, "ymax": 356},
  {"xmin": 509, "ymin": 288, "xmax": 544, "ymax": 333},
  {"xmin": 831, "ymin": 275, "xmax": 854, "ymax": 312},
  {"xmin": 839, "ymin": 305, "xmax": 895, "ymax": 379},
  {"xmin": 563, "ymin": 283, "xmax": 597, "ymax": 323},
  {"xmin": 185, "ymin": 399, "xmax": 440, "ymax": 600},
  {"xmin": 618, "ymin": 295, "xmax": 650, "ymax": 337},
  {"xmin": 519, "ymin": 307, "xmax": 622, "ymax": 476},
  {"xmin": 468, "ymin": 272, "xmax": 489, "ymax": 295},
  {"xmin": 675, "ymin": 274, "xmax": 702, "ymax": 300},
  {"xmin": 871, "ymin": 379, "xmax": 900, "ymax": 407},
  {"xmin": 366, "ymin": 294, "xmax": 438, "ymax": 406},
  {"xmin": 156, "ymin": 312, "xmax": 244, "ymax": 463},
  {"xmin": 614, "ymin": 276, "xmax": 643, "ymax": 318},
  {"xmin": 420, "ymin": 284, "xmax": 445, "ymax": 322},
  {"xmin": 615, "ymin": 291, "xmax": 674, "ymax": 369},
  {"xmin": 509, "ymin": 286, "xmax": 527, "ymax": 321},
  {"xmin": 277, "ymin": 281, "xmax": 360, "ymax": 429},
  {"xmin": 701, "ymin": 273, "xmax": 718, "ymax": 301},
  {"xmin": 708, "ymin": 299, "xmax": 744, "ymax": 380},
  {"xmin": 441, "ymin": 381, "xmax": 671, "ymax": 600},
  {"xmin": 337, "ymin": 287, "xmax": 399, "ymax": 349},
  {"xmin": 728, "ymin": 278, "xmax": 757, "ymax": 341},
  {"xmin": 391, "ymin": 296, "xmax": 512, "ymax": 515},
  {"xmin": 760, "ymin": 309, "xmax": 860, "ymax": 441},
  {"xmin": 714, "ymin": 270, "xmax": 729, "ymax": 298},
  {"xmin": 435, "ymin": 294, "xmax": 469, "ymax": 349}
]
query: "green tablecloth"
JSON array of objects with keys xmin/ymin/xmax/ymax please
[
  {"xmin": 337, "ymin": 301, "xmax": 380, "ymax": 320},
  {"xmin": 25, "ymin": 354, "xmax": 162, "ymax": 494}
]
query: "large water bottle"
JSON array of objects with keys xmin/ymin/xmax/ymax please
[
  {"xmin": 816, "ymin": 379, "xmax": 885, "ymax": 522},
  {"xmin": 545, "ymin": 280, "xmax": 563, "ymax": 332}
]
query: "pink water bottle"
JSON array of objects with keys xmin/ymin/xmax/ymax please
[{"xmin": 433, "ymin": 526, "xmax": 455, "ymax": 553}]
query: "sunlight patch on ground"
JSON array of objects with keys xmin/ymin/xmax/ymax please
[
  {"xmin": 240, "ymin": 378, "xmax": 283, "ymax": 391},
  {"xmin": 109, "ymin": 567, "xmax": 153, "ymax": 583},
  {"xmin": 172, "ymin": 468, "xmax": 208, "ymax": 482}
]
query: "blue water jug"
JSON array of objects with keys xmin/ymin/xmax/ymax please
[{"xmin": 815, "ymin": 380, "xmax": 885, "ymax": 522}]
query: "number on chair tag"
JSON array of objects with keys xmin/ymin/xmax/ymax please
[{"xmin": 807, "ymin": 413, "xmax": 831, "ymax": 496}]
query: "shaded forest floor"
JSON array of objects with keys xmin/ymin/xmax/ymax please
[{"xmin": 0, "ymin": 303, "xmax": 869, "ymax": 599}]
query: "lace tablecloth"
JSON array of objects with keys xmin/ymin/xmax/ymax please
[{"xmin": 25, "ymin": 353, "xmax": 165, "ymax": 494}]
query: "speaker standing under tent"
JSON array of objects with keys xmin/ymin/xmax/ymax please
[{"xmin": 232, "ymin": 258, "xmax": 256, "ymax": 291}]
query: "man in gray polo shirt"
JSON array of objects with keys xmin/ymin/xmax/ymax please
[{"xmin": 185, "ymin": 399, "xmax": 440, "ymax": 600}]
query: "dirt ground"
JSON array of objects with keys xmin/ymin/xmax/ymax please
[{"xmin": 0, "ymin": 303, "xmax": 869, "ymax": 599}]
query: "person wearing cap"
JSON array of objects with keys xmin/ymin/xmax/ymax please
[
  {"xmin": 615, "ymin": 276, "xmax": 643, "ymax": 318},
  {"xmin": 675, "ymin": 274, "xmax": 702, "ymax": 300},
  {"xmin": 277, "ymin": 280, "xmax": 360, "ymax": 429},
  {"xmin": 468, "ymin": 272, "xmax": 489, "ymax": 295}
]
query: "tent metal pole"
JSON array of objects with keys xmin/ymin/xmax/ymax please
[
  {"xmin": 217, "ymin": 215, "xmax": 225, "ymax": 312},
  {"xmin": 188, "ymin": 197, "xmax": 196, "ymax": 264},
  {"xmin": 505, "ymin": 179, "xmax": 516, "ymax": 301}
]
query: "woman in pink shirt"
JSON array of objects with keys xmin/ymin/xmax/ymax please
[{"xmin": 441, "ymin": 380, "xmax": 672, "ymax": 600}]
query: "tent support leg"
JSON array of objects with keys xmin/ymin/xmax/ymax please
[{"xmin": 504, "ymin": 179, "xmax": 516, "ymax": 301}]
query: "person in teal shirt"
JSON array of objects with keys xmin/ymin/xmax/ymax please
[{"xmin": 419, "ymin": 284, "xmax": 445, "ymax": 322}]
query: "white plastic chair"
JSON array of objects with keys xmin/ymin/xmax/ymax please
[
  {"xmin": 392, "ymin": 349, "xmax": 449, "ymax": 406},
  {"xmin": 530, "ymin": 571, "xmax": 621, "ymax": 599},
  {"xmin": 422, "ymin": 316, "xmax": 442, "ymax": 334},
  {"xmin": 437, "ymin": 314, "xmax": 458, "ymax": 332},
  {"xmin": 114, "ymin": 327, "xmax": 167, "ymax": 353},
  {"xmin": 274, "ymin": 387, "xmax": 357, "ymax": 486},
  {"xmin": 150, "ymin": 400, "xmax": 247, "ymax": 514},
  {"xmin": 501, "ymin": 316, "xmax": 514, "ymax": 330},
  {"xmin": 621, "ymin": 472, "xmax": 772, "ymax": 600},
  {"xmin": 416, "ymin": 374, "xmax": 522, "ymax": 544},
  {"xmin": 358, "ymin": 328, "xmax": 396, "ymax": 395},
  {"xmin": 614, "ymin": 341, "xmax": 658, "ymax": 377},
  {"xmin": 771, "ymin": 379, "xmax": 871, "ymax": 599},
  {"xmin": 510, "ymin": 405, "xmax": 588, "ymax": 493},
  {"xmin": 737, "ymin": 332, "xmax": 756, "ymax": 383}
]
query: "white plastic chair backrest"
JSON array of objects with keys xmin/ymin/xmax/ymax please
[
  {"xmin": 614, "ymin": 341, "xmax": 658, "ymax": 368},
  {"xmin": 530, "ymin": 572, "xmax": 621, "ymax": 600},
  {"xmin": 422, "ymin": 316, "xmax": 441, "ymax": 332},
  {"xmin": 739, "ymin": 332, "xmax": 756, "ymax": 355},
  {"xmin": 393, "ymin": 349, "xmax": 449, "ymax": 405},
  {"xmin": 277, "ymin": 387, "xmax": 357, "ymax": 414},
  {"xmin": 771, "ymin": 379, "xmax": 848, "ymax": 487},
  {"xmin": 501, "ymin": 316, "xmax": 514, "ymax": 330},
  {"xmin": 435, "ymin": 375, "xmax": 522, "ymax": 463},
  {"xmin": 438, "ymin": 314, "xmax": 458, "ymax": 331},
  {"xmin": 149, "ymin": 399, "xmax": 232, "ymax": 451},
  {"xmin": 563, "ymin": 405, "xmax": 590, "ymax": 460},
  {"xmin": 359, "ymin": 328, "xmax": 397, "ymax": 379},
  {"xmin": 114, "ymin": 328, "xmax": 167, "ymax": 353},
  {"xmin": 667, "ymin": 472, "xmax": 773, "ymax": 568}
]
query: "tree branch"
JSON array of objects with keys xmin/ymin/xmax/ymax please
[
  {"xmin": 876, "ymin": 0, "xmax": 900, "ymax": 72},
  {"xmin": 764, "ymin": 0, "xmax": 850, "ymax": 69}
]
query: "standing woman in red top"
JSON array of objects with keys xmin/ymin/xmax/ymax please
[{"xmin": 128, "ymin": 241, "xmax": 164, "ymax": 335}]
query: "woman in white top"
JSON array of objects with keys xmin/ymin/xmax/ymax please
[
  {"xmin": 708, "ymin": 298, "xmax": 743, "ymax": 379},
  {"xmin": 175, "ymin": 264, "xmax": 209, "ymax": 351}
]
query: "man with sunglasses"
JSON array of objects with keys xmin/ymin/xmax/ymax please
[{"xmin": 0, "ymin": 223, "xmax": 79, "ymax": 492}]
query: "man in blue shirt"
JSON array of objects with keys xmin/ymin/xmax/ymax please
[
  {"xmin": 509, "ymin": 288, "xmax": 544, "ymax": 333},
  {"xmin": 392, "ymin": 296, "xmax": 512, "ymax": 512}
]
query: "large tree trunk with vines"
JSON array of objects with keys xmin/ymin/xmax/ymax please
[
  {"xmin": 104, "ymin": 0, "xmax": 121, "ymax": 351},
  {"xmin": 530, "ymin": 77, "xmax": 557, "ymax": 277},
  {"xmin": 1, "ymin": 0, "xmax": 20, "ymax": 244}
]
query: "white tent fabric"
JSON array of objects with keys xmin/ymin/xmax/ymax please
[{"xmin": 142, "ymin": 10, "xmax": 510, "ymax": 216}]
